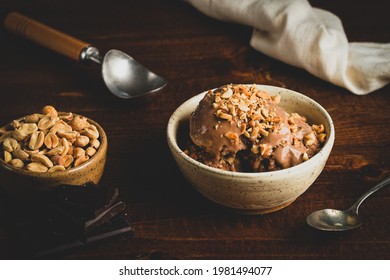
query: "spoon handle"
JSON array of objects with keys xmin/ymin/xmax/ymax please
[
  {"xmin": 4, "ymin": 12, "xmax": 90, "ymax": 61},
  {"xmin": 351, "ymin": 176, "xmax": 390, "ymax": 213}
]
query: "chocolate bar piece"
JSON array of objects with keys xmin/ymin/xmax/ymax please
[
  {"xmin": 34, "ymin": 213, "xmax": 133, "ymax": 258},
  {"xmin": 5, "ymin": 183, "xmax": 133, "ymax": 258},
  {"xmin": 46, "ymin": 183, "xmax": 124, "ymax": 235}
]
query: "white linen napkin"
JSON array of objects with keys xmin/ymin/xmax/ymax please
[{"xmin": 184, "ymin": 0, "xmax": 390, "ymax": 95}]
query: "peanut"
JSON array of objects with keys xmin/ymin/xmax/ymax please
[
  {"xmin": 31, "ymin": 154, "xmax": 53, "ymax": 168},
  {"xmin": 73, "ymin": 147, "xmax": 85, "ymax": 158},
  {"xmin": 82, "ymin": 125, "xmax": 99, "ymax": 139},
  {"xmin": 29, "ymin": 131, "xmax": 45, "ymax": 150},
  {"xmin": 90, "ymin": 138, "xmax": 100, "ymax": 149},
  {"xmin": 46, "ymin": 146, "xmax": 65, "ymax": 157},
  {"xmin": 26, "ymin": 162, "xmax": 48, "ymax": 173},
  {"xmin": 12, "ymin": 129, "xmax": 28, "ymax": 141},
  {"xmin": 63, "ymin": 155, "xmax": 74, "ymax": 168},
  {"xmin": 3, "ymin": 151, "xmax": 12, "ymax": 163},
  {"xmin": 38, "ymin": 114, "xmax": 57, "ymax": 130},
  {"xmin": 3, "ymin": 137, "xmax": 18, "ymax": 152},
  {"xmin": 48, "ymin": 165, "xmax": 66, "ymax": 172},
  {"xmin": 303, "ymin": 132, "xmax": 316, "ymax": 146},
  {"xmin": 42, "ymin": 105, "xmax": 58, "ymax": 117},
  {"xmin": 74, "ymin": 135, "xmax": 89, "ymax": 147},
  {"xmin": 74, "ymin": 155, "xmax": 89, "ymax": 167},
  {"xmin": 85, "ymin": 147, "xmax": 96, "ymax": 157},
  {"xmin": 9, "ymin": 158, "xmax": 24, "ymax": 168},
  {"xmin": 50, "ymin": 155, "xmax": 65, "ymax": 166},
  {"xmin": 44, "ymin": 132, "xmax": 59, "ymax": 149},
  {"xmin": 317, "ymin": 133, "xmax": 327, "ymax": 143},
  {"xmin": 0, "ymin": 106, "xmax": 101, "ymax": 172},
  {"xmin": 70, "ymin": 115, "xmax": 89, "ymax": 131},
  {"xmin": 12, "ymin": 149, "xmax": 30, "ymax": 161},
  {"xmin": 24, "ymin": 113, "xmax": 42, "ymax": 123}
]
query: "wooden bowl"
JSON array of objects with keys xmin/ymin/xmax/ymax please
[{"xmin": 0, "ymin": 115, "xmax": 107, "ymax": 199}]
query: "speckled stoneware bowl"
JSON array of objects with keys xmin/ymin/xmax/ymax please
[
  {"xmin": 167, "ymin": 84, "xmax": 335, "ymax": 214},
  {"xmin": 0, "ymin": 115, "xmax": 107, "ymax": 198}
]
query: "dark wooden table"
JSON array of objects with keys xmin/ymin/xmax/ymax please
[{"xmin": 0, "ymin": 0, "xmax": 389, "ymax": 260}]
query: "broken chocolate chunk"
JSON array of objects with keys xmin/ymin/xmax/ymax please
[
  {"xmin": 46, "ymin": 183, "xmax": 124, "ymax": 235},
  {"xmin": 2, "ymin": 182, "xmax": 133, "ymax": 258}
]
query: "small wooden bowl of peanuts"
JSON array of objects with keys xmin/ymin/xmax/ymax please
[{"xmin": 0, "ymin": 105, "xmax": 107, "ymax": 197}]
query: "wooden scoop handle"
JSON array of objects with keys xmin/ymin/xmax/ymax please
[{"xmin": 4, "ymin": 12, "xmax": 90, "ymax": 61}]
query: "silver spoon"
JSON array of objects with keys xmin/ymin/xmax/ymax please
[
  {"xmin": 307, "ymin": 176, "xmax": 390, "ymax": 231},
  {"xmin": 4, "ymin": 12, "xmax": 167, "ymax": 99}
]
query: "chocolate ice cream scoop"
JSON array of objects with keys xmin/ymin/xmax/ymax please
[
  {"xmin": 187, "ymin": 84, "xmax": 326, "ymax": 172},
  {"xmin": 190, "ymin": 90, "xmax": 246, "ymax": 158}
]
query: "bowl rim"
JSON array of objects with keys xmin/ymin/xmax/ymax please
[
  {"xmin": 0, "ymin": 113, "xmax": 107, "ymax": 177},
  {"xmin": 167, "ymin": 84, "xmax": 335, "ymax": 178}
]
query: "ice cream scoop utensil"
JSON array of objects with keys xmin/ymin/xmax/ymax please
[
  {"xmin": 4, "ymin": 12, "xmax": 167, "ymax": 99},
  {"xmin": 306, "ymin": 176, "xmax": 390, "ymax": 231}
]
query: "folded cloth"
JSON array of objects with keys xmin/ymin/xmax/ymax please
[{"xmin": 184, "ymin": 0, "xmax": 390, "ymax": 95}]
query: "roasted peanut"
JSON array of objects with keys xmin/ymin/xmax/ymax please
[
  {"xmin": 9, "ymin": 158, "xmax": 24, "ymax": 168},
  {"xmin": 73, "ymin": 147, "xmax": 85, "ymax": 158},
  {"xmin": 221, "ymin": 88, "xmax": 233, "ymax": 99},
  {"xmin": 85, "ymin": 147, "xmax": 96, "ymax": 157},
  {"xmin": 11, "ymin": 120, "xmax": 21, "ymax": 129},
  {"xmin": 303, "ymin": 132, "xmax": 316, "ymax": 146},
  {"xmin": 44, "ymin": 132, "xmax": 59, "ymax": 149},
  {"xmin": 59, "ymin": 112, "xmax": 73, "ymax": 121},
  {"xmin": 74, "ymin": 135, "xmax": 89, "ymax": 147},
  {"xmin": 23, "ymin": 149, "xmax": 40, "ymax": 156},
  {"xmin": 57, "ymin": 129, "xmax": 78, "ymax": 141},
  {"xmin": 12, "ymin": 149, "xmax": 29, "ymax": 161},
  {"xmin": 63, "ymin": 155, "xmax": 74, "ymax": 168},
  {"xmin": 38, "ymin": 114, "xmax": 57, "ymax": 130},
  {"xmin": 74, "ymin": 155, "xmax": 89, "ymax": 167},
  {"xmin": 48, "ymin": 165, "xmax": 66, "ymax": 172},
  {"xmin": 3, "ymin": 151, "xmax": 12, "ymax": 163},
  {"xmin": 82, "ymin": 125, "xmax": 99, "ymax": 139},
  {"xmin": 59, "ymin": 138, "xmax": 70, "ymax": 156},
  {"xmin": 89, "ymin": 138, "xmax": 100, "ymax": 149},
  {"xmin": 46, "ymin": 146, "xmax": 65, "ymax": 157},
  {"xmin": 22, "ymin": 123, "xmax": 39, "ymax": 134},
  {"xmin": 42, "ymin": 105, "xmax": 58, "ymax": 117},
  {"xmin": 26, "ymin": 162, "xmax": 48, "ymax": 172},
  {"xmin": 50, "ymin": 120, "xmax": 72, "ymax": 134},
  {"xmin": 70, "ymin": 115, "xmax": 89, "ymax": 131},
  {"xmin": 317, "ymin": 133, "xmax": 327, "ymax": 143},
  {"xmin": 24, "ymin": 113, "xmax": 42, "ymax": 123},
  {"xmin": 31, "ymin": 154, "xmax": 53, "ymax": 168},
  {"xmin": 50, "ymin": 155, "xmax": 65, "ymax": 166},
  {"xmin": 29, "ymin": 131, "xmax": 45, "ymax": 150},
  {"xmin": 312, "ymin": 124, "xmax": 325, "ymax": 134},
  {"xmin": 0, "ymin": 106, "xmax": 101, "ymax": 172},
  {"xmin": 12, "ymin": 129, "xmax": 28, "ymax": 141},
  {"xmin": 0, "ymin": 131, "xmax": 12, "ymax": 143},
  {"xmin": 3, "ymin": 137, "xmax": 18, "ymax": 152}
]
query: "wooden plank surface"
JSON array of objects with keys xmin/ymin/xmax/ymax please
[{"xmin": 0, "ymin": 0, "xmax": 389, "ymax": 259}]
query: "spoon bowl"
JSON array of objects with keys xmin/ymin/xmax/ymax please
[
  {"xmin": 307, "ymin": 176, "xmax": 390, "ymax": 231},
  {"xmin": 306, "ymin": 208, "xmax": 362, "ymax": 231},
  {"xmin": 102, "ymin": 50, "xmax": 167, "ymax": 99}
]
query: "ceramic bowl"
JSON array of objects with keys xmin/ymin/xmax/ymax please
[
  {"xmin": 167, "ymin": 84, "xmax": 335, "ymax": 214},
  {"xmin": 0, "ymin": 115, "xmax": 107, "ymax": 198}
]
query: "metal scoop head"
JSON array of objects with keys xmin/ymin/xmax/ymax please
[{"xmin": 101, "ymin": 50, "xmax": 167, "ymax": 99}]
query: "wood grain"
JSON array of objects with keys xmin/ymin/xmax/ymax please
[{"xmin": 0, "ymin": 0, "xmax": 389, "ymax": 260}]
